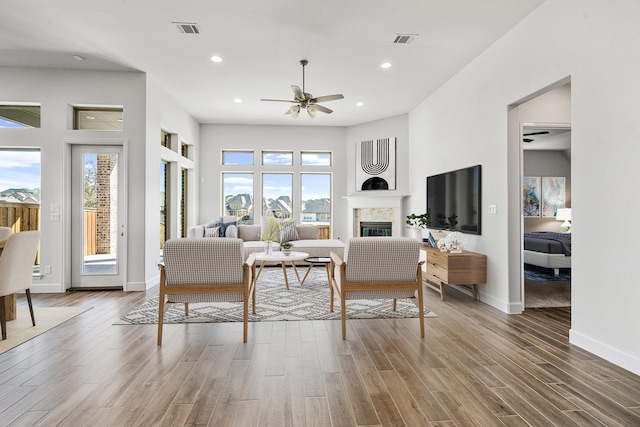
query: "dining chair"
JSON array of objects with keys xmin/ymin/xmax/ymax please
[
  {"xmin": 0, "ymin": 231, "xmax": 41, "ymax": 340},
  {"xmin": 0, "ymin": 227, "xmax": 11, "ymax": 241}
]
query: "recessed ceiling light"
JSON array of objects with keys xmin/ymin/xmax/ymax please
[
  {"xmin": 210, "ymin": 55, "xmax": 223, "ymax": 63},
  {"xmin": 86, "ymin": 116, "xmax": 95, "ymax": 120},
  {"xmin": 234, "ymin": 98, "xmax": 242, "ymax": 103},
  {"xmin": 356, "ymin": 102, "xmax": 364, "ymax": 107},
  {"xmin": 380, "ymin": 62, "xmax": 392, "ymax": 69}
]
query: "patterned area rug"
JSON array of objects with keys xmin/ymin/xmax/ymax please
[
  {"xmin": 524, "ymin": 264, "xmax": 571, "ymax": 282},
  {"xmin": 116, "ymin": 267, "xmax": 436, "ymax": 324}
]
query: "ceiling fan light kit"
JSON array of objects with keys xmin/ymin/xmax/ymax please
[{"xmin": 261, "ymin": 59, "xmax": 344, "ymax": 118}]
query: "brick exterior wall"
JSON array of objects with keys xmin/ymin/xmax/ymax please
[{"xmin": 96, "ymin": 154, "xmax": 117, "ymax": 254}]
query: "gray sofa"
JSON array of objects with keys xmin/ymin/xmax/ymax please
[{"xmin": 187, "ymin": 223, "xmax": 345, "ymax": 261}]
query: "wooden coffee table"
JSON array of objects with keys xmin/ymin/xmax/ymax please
[{"xmin": 253, "ymin": 251, "xmax": 310, "ymax": 291}]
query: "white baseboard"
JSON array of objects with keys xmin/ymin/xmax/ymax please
[
  {"xmin": 126, "ymin": 281, "xmax": 149, "ymax": 292},
  {"xmin": 570, "ymin": 329, "xmax": 640, "ymax": 376},
  {"xmin": 125, "ymin": 274, "xmax": 159, "ymax": 292},
  {"xmin": 475, "ymin": 290, "xmax": 524, "ymax": 314},
  {"xmin": 31, "ymin": 282, "xmax": 65, "ymax": 293}
]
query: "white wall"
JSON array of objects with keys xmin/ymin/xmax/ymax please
[
  {"xmin": 199, "ymin": 124, "xmax": 348, "ymax": 239},
  {"xmin": 0, "ymin": 67, "xmax": 147, "ymax": 292},
  {"xmin": 143, "ymin": 78, "xmax": 200, "ymax": 290},
  {"xmin": 0, "ymin": 68, "xmax": 200, "ymax": 292},
  {"xmin": 407, "ymin": 0, "xmax": 640, "ymax": 374}
]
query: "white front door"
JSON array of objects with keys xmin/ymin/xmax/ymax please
[{"xmin": 71, "ymin": 145, "xmax": 126, "ymax": 288}]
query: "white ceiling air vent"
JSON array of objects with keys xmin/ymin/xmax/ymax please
[
  {"xmin": 393, "ymin": 34, "xmax": 418, "ymax": 44},
  {"xmin": 174, "ymin": 22, "xmax": 200, "ymax": 34}
]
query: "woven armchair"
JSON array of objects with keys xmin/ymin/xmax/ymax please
[
  {"xmin": 329, "ymin": 237, "xmax": 425, "ymax": 340},
  {"xmin": 157, "ymin": 238, "xmax": 255, "ymax": 344}
]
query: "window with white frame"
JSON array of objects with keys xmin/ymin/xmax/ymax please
[
  {"xmin": 223, "ymin": 173, "xmax": 254, "ymax": 224},
  {"xmin": 220, "ymin": 150, "xmax": 333, "ymax": 233}
]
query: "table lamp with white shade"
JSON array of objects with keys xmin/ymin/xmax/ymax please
[{"xmin": 556, "ymin": 208, "xmax": 572, "ymax": 232}]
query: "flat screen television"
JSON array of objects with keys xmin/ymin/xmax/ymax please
[{"xmin": 426, "ymin": 165, "xmax": 482, "ymax": 235}]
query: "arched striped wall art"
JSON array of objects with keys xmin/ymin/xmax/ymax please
[{"xmin": 355, "ymin": 137, "xmax": 396, "ymax": 191}]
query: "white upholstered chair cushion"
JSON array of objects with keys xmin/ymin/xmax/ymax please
[{"xmin": 163, "ymin": 238, "xmax": 246, "ymax": 303}]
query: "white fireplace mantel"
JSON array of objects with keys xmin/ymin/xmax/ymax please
[{"xmin": 344, "ymin": 195, "xmax": 408, "ymax": 237}]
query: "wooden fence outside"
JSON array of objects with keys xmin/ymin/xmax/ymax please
[
  {"xmin": 0, "ymin": 202, "xmax": 40, "ymax": 233},
  {"xmin": 84, "ymin": 208, "xmax": 97, "ymax": 256},
  {"xmin": 0, "ymin": 202, "xmax": 41, "ymax": 263},
  {"xmin": 0, "ymin": 203, "xmax": 101, "ymax": 258}
]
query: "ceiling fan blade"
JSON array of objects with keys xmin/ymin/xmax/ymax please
[
  {"xmin": 314, "ymin": 104, "xmax": 333, "ymax": 114},
  {"xmin": 310, "ymin": 94, "xmax": 344, "ymax": 103},
  {"xmin": 291, "ymin": 85, "xmax": 304, "ymax": 101},
  {"xmin": 260, "ymin": 98, "xmax": 297, "ymax": 103},
  {"xmin": 523, "ymin": 131, "xmax": 550, "ymax": 136}
]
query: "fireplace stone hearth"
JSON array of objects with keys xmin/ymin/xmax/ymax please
[{"xmin": 344, "ymin": 195, "xmax": 408, "ymax": 238}]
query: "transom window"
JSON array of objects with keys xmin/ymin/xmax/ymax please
[
  {"xmin": 262, "ymin": 151, "xmax": 293, "ymax": 166},
  {"xmin": 301, "ymin": 151, "xmax": 331, "ymax": 166},
  {"xmin": 74, "ymin": 107, "xmax": 123, "ymax": 130},
  {"xmin": 223, "ymin": 151, "xmax": 253, "ymax": 165},
  {"xmin": 0, "ymin": 104, "xmax": 41, "ymax": 128}
]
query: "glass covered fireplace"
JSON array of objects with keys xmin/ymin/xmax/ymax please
[{"xmin": 360, "ymin": 221, "xmax": 392, "ymax": 237}]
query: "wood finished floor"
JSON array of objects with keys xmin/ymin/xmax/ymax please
[{"xmin": 1, "ymin": 285, "xmax": 640, "ymax": 426}]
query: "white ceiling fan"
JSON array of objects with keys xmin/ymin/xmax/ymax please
[{"xmin": 261, "ymin": 59, "xmax": 344, "ymax": 118}]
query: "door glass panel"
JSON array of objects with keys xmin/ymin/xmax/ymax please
[{"xmin": 83, "ymin": 153, "xmax": 118, "ymax": 274}]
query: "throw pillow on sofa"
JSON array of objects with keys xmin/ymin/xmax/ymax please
[
  {"xmin": 278, "ymin": 218, "xmax": 299, "ymax": 243},
  {"xmin": 204, "ymin": 226, "xmax": 220, "ymax": 237},
  {"xmin": 204, "ymin": 216, "xmax": 222, "ymax": 229},
  {"xmin": 225, "ymin": 224, "xmax": 238, "ymax": 238},
  {"xmin": 219, "ymin": 221, "xmax": 237, "ymax": 237}
]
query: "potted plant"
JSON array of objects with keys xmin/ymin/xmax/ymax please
[
  {"xmin": 406, "ymin": 213, "xmax": 430, "ymax": 239},
  {"xmin": 280, "ymin": 241, "xmax": 293, "ymax": 256}
]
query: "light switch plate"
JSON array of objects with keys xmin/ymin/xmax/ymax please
[{"xmin": 488, "ymin": 204, "xmax": 498, "ymax": 214}]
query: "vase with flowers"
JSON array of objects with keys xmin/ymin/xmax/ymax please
[{"xmin": 261, "ymin": 216, "xmax": 279, "ymax": 255}]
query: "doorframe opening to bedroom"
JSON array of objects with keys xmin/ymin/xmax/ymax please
[
  {"xmin": 521, "ymin": 123, "xmax": 572, "ymax": 309},
  {"xmin": 506, "ymin": 77, "xmax": 571, "ymax": 314}
]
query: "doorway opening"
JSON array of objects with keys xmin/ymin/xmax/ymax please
[
  {"xmin": 521, "ymin": 124, "xmax": 572, "ymax": 308},
  {"xmin": 71, "ymin": 144, "xmax": 126, "ymax": 289}
]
